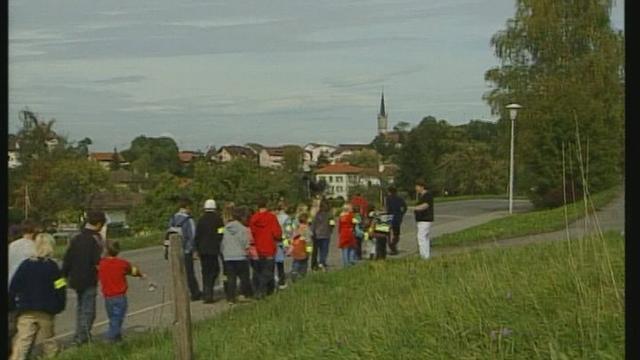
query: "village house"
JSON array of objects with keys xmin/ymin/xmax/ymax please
[
  {"xmin": 8, "ymin": 135, "xmax": 21, "ymax": 169},
  {"xmin": 314, "ymin": 162, "xmax": 386, "ymax": 199},
  {"xmin": 330, "ymin": 144, "xmax": 371, "ymax": 163},
  {"xmin": 214, "ymin": 145, "xmax": 257, "ymax": 163},
  {"xmin": 259, "ymin": 146, "xmax": 285, "ymax": 168},
  {"xmin": 303, "ymin": 143, "xmax": 338, "ymax": 164},
  {"xmin": 88, "ymin": 152, "xmax": 127, "ymax": 170},
  {"xmin": 178, "ymin": 150, "xmax": 203, "ymax": 165},
  {"xmin": 86, "ymin": 191, "xmax": 144, "ymax": 226}
]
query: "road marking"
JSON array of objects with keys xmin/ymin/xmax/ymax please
[{"xmin": 52, "ymin": 284, "xmax": 224, "ymax": 341}]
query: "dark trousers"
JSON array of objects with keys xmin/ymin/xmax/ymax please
[
  {"xmin": 356, "ymin": 236, "xmax": 363, "ymax": 259},
  {"xmin": 315, "ymin": 238, "xmax": 330, "ymax": 267},
  {"xmin": 276, "ymin": 262, "xmax": 286, "ymax": 285},
  {"xmin": 375, "ymin": 234, "xmax": 388, "ymax": 260},
  {"xmin": 254, "ymin": 258, "xmax": 275, "ymax": 299},
  {"xmin": 74, "ymin": 286, "xmax": 97, "ymax": 344},
  {"xmin": 310, "ymin": 238, "xmax": 319, "ymax": 270},
  {"xmin": 390, "ymin": 222, "xmax": 402, "ymax": 252},
  {"xmin": 184, "ymin": 252, "xmax": 202, "ymax": 298},
  {"xmin": 200, "ymin": 254, "xmax": 221, "ymax": 301},
  {"xmin": 291, "ymin": 258, "xmax": 308, "ymax": 282},
  {"xmin": 223, "ymin": 260, "xmax": 253, "ymax": 301}
]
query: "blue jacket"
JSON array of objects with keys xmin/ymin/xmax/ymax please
[
  {"xmin": 169, "ymin": 210, "xmax": 196, "ymax": 254},
  {"xmin": 9, "ymin": 257, "xmax": 67, "ymax": 315}
]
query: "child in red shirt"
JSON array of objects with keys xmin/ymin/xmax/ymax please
[
  {"xmin": 98, "ymin": 241, "xmax": 145, "ymax": 342},
  {"xmin": 337, "ymin": 204, "xmax": 357, "ymax": 267}
]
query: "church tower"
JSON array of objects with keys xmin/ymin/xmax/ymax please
[{"xmin": 377, "ymin": 91, "xmax": 388, "ymax": 135}]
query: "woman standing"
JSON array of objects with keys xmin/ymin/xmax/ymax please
[
  {"xmin": 310, "ymin": 199, "xmax": 334, "ymax": 271},
  {"xmin": 336, "ymin": 204, "xmax": 357, "ymax": 267},
  {"xmin": 9, "ymin": 233, "xmax": 66, "ymax": 359}
]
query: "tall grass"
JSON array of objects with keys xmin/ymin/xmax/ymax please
[{"xmin": 55, "ymin": 231, "xmax": 624, "ymax": 359}]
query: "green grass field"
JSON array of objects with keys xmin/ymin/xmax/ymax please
[
  {"xmin": 56, "ymin": 230, "xmax": 624, "ymax": 359},
  {"xmin": 433, "ymin": 187, "xmax": 621, "ymax": 248}
]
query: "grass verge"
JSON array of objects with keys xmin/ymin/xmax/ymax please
[
  {"xmin": 433, "ymin": 186, "xmax": 621, "ymax": 247},
  {"xmin": 56, "ymin": 231, "xmax": 624, "ymax": 359},
  {"xmin": 53, "ymin": 231, "xmax": 164, "ymax": 258}
]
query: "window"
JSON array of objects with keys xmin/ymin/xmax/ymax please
[
  {"xmin": 329, "ymin": 176, "xmax": 333, "ymax": 182},
  {"xmin": 336, "ymin": 186, "xmax": 344, "ymax": 192},
  {"xmin": 336, "ymin": 176, "xmax": 343, "ymax": 183},
  {"xmin": 319, "ymin": 176, "xmax": 326, "ymax": 182}
]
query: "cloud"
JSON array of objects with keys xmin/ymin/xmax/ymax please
[
  {"xmin": 93, "ymin": 75, "xmax": 147, "ymax": 85},
  {"xmin": 324, "ymin": 65, "xmax": 425, "ymax": 89}
]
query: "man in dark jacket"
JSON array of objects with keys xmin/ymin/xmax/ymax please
[
  {"xmin": 195, "ymin": 199, "xmax": 225, "ymax": 303},
  {"xmin": 385, "ymin": 186, "xmax": 407, "ymax": 255},
  {"xmin": 62, "ymin": 210, "xmax": 106, "ymax": 345}
]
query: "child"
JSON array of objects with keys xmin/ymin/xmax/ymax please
[
  {"xmin": 9, "ymin": 233, "xmax": 66, "ymax": 359},
  {"xmin": 98, "ymin": 241, "xmax": 145, "ymax": 342},
  {"xmin": 370, "ymin": 209, "xmax": 392, "ymax": 260},
  {"xmin": 352, "ymin": 205, "xmax": 365, "ymax": 260},
  {"xmin": 274, "ymin": 204, "xmax": 295, "ymax": 290},
  {"xmin": 363, "ymin": 207, "xmax": 378, "ymax": 260},
  {"xmin": 288, "ymin": 213, "xmax": 312, "ymax": 281},
  {"xmin": 336, "ymin": 204, "xmax": 357, "ymax": 267},
  {"xmin": 220, "ymin": 207, "xmax": 254, "ymax": 304}
]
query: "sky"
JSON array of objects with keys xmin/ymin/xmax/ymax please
[{"xmin": 8, "ymin": 0, "xmax": 625, "ymax": 152}]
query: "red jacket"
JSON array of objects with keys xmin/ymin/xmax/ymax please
[
  {"xmin": 350, "ymin": 196, "xmax": 369, "ymax": 218},
  {"xmin": 338, "ymin": 212, "xmax": 356, "ymax": 249},
  {"xmin": 249, "ymin": 210, "xmax": 283, "ymax": 258},
  {"xmin": 98, "ymin": 257, "xmax": 141, "ymax": 298}
]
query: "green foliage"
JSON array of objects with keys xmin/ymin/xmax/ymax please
[
  {"xmin": 120, "ymin": 136, "xmax": 181, "ymax": 175},
  {"xmin": 56, "ymin": 232, "xmax": 624, "ymax": 359},
  {"xmin": 341, "ymin": 149, "xmax": 380, "ymax": 169},
  {"xmin": 434, "ymin": 186, "xmax": 620, "ymax": 247},
  {"xmin": 127, "ymin": 173, "xmax": 185, "ymax": 232},
  {"xmin": 282, "ymin": 146, "xmax": 304, "ymax": 174},
  {"xmin": 437, "ymin": 142, "xmax": 507, "ymax": 195},
  {"xmin": 484, "ymin": 0, "xmax": 624, "ymax": 207}
]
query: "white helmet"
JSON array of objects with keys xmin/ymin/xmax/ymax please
[{"xmin": 204, "ymin": 199, "xmax": 217, "ymax": 211}]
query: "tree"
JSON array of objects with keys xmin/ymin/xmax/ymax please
[
  {"xmin": 342, "ymin": 149, "xmax": 380, "ymax": 169},
  {"xmin": 484, "ymin": 0, "xmax": 624, "ymax": 207},
  {"xmin": 121, "ymin": 136, "xmax": 181, "ymax": 175},
  {"xmin": 393, "ymin": 121, "xmax": 411, "ymax": 133},
  {"xmin": 282, "ymin": 146, "xmax": 304, "ymax": 174},
  {"xmin": 110, "ymin": 147, "xmax": 121, "ymax": 171}
]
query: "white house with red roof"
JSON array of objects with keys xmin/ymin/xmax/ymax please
[{"xmin": 314, "ymin": 162, "xmax": 383, "ymax": 199}]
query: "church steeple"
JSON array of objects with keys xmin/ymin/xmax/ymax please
[{"xmin": 377, "ymin": 90, "xmax": 388, "ymax": 135}]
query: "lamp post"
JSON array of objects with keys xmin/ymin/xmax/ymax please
[{"xmin": 506, "ymin": 103, "xmax": 522, "ymax": 214}]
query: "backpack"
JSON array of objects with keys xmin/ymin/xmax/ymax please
[{"xmin": 163, "ymin": 215, "xmax": 192, "ymax": 259}]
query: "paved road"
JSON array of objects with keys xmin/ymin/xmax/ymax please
[{"xmin": 52, "ymin": 198, "xmax": 533, "ymax": 343}]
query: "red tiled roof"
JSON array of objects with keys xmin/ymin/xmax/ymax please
[
  {"xmin": 316, "ymin": 163, "xmax": 364, "ymax": 174},
  {"xmin": 179, "ymin": 151, "xmax": 200, "ymax": 163},
  {"xmin": 90, "ymin": 152, "xmax": 124, "ymax": 162}
]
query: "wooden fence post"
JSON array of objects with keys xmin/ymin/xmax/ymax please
[{"xmin": 169, "ymin": 233, "xmax": 194, "ymax": 360}]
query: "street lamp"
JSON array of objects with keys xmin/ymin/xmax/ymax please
[{"xmin": 506, "ymin": 103, "xmax": 522, "ymax": 214}]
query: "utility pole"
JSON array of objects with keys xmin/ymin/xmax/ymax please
[{"xmin": 169, "ymin": 233, "xmax": 194, "ymax": 360}]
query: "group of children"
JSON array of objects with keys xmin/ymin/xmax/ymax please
[{"xmin": 338, "ymin": 203, "xmax": 394, "ymax": 265}]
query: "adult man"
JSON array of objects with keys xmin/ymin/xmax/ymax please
[
  {"xmin": 62, "ymin": 211, "xmax": 106, "ymax": 345},
  {"xmin": 249, "ymin": 197, "xmax": 282, "ymax": 299},
  {"xmin": 169, "ymin": 197, "xmax": 202, "ymax": 301},
  {"xmin": 195, "ymin": 199, "xmax": 224, "ymax": 303},
  {"xmin": 385, "ymin": 186, "xmax": 407, "ymax": 255},
  {"xmin": 413, "ymin": 179, "xmax": 434, "ymax": 259},
  {"xmin": 8, "ymin": 219, "xmax": 38, "ymax": 356}
]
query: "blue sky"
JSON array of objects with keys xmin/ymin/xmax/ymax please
[{"xmin": 8, "ymin": 0, "xmax": 624, "ymax": 152}]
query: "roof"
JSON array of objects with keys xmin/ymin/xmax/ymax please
[
  {"xmin": 89, "ymin": 152, "xmax": 124, "ymax": 162},
  {"xmin": 218, "ymin": 146, "xmax": 256, "ymax": 157},
  {"xmin": 179, "ymin": 151, "xmax": 201, "ymax": 163},
  {"xmin": 87, "ymin": 191, "xmax": 144, "ymax": 210},
  {"xmin": 337, "ymin": 144, "xmax": 370, "ymax": 151},
  {"xmin": 262, "ymin": 147, "xmax": 285, "ymax": 157},
  {"xmin": 305, "ymin": 143, "xmax": 337, "ymax": 149},
  {"xmin": 379, "ymin": 91, "xmax": 386, "ymax": 117},
  {"xmin": 316, "ymin": 163, "xmax": 365, "ymax": 174}
]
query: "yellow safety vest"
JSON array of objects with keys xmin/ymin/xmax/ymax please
[{"xmin": 54, "ymin": 278, "xmax": 67, "ymax": 290}]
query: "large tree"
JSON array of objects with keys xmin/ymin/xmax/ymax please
[
  {"xmin": 120, "ymin": 136, "xmax": 181, "ymax": 175},
  {"xmin": 484, "ymin": 0, "xmax": 624, "ymax": 207}
]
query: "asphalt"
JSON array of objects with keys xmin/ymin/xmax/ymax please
[{"xmin": 49, "ymin": 198, "xmax": 534, "ymax": 345}]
